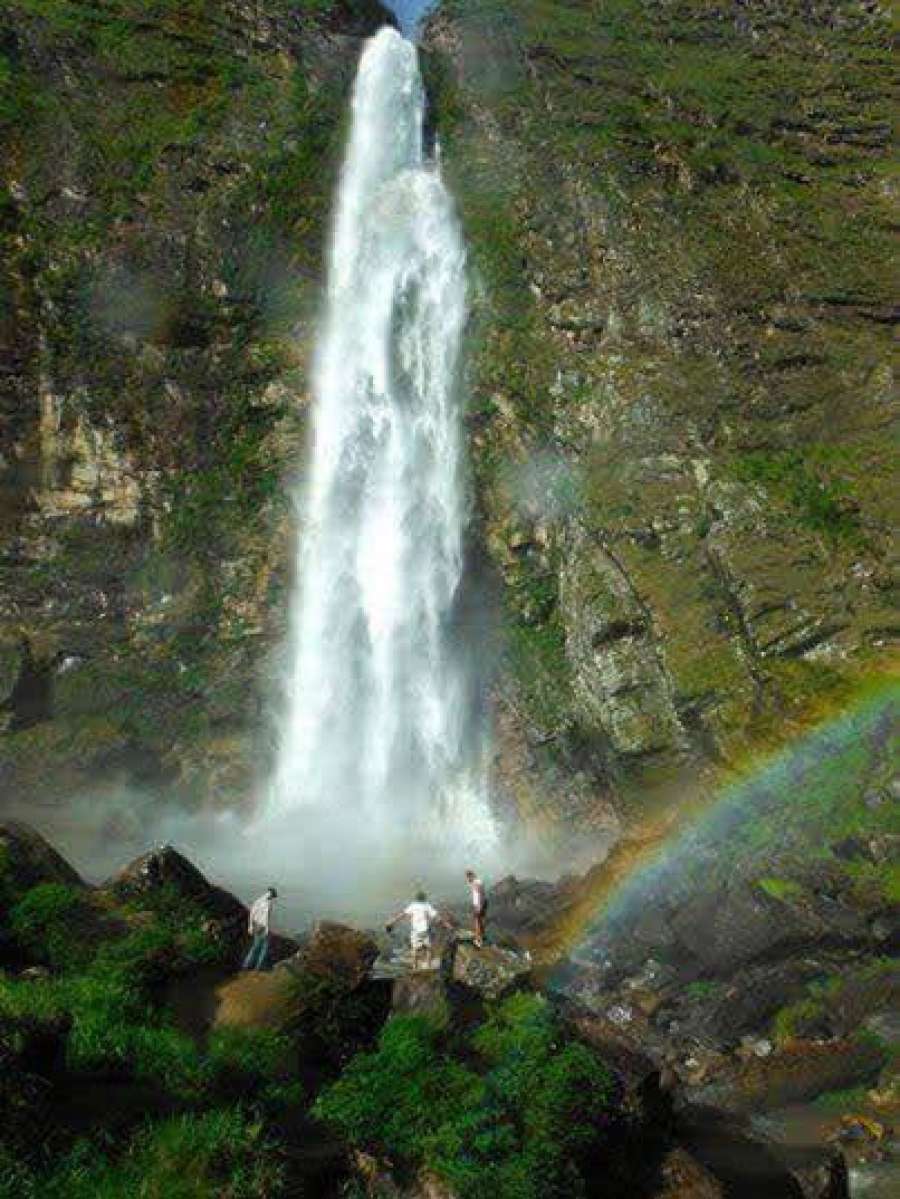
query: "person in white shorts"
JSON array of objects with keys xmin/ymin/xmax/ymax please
[{"xmin": 385, "ymin": 890, "xmax": 451, "ymax": 971}]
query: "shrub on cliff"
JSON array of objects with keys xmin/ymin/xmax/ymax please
[{"xmin": 315, "ymin": 993, "xmax": 616, "ymax": 1199}]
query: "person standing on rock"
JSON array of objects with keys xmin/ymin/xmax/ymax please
[
  {"xmin": 242, "ymin": 886, "xmax": 277, "ymax": 971},
  {"xmin": 385, "ymin": 890, "xmax": 450, "ymax": 971},
  {"xmin": 466, "ymin": 870, "xmax": 487, "ymax": 948}
]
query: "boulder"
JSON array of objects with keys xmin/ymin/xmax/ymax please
[
  {"xmin": 451, "ymin": 941, "xmax": 532, "ymax": 1000},
  {"xmin": 486, "ymin": 874, "xmax": 580, "ymax": 938},
  {"xmin": 667, "ymin": 883, "xmax": 831, "ymax": 976},
  {"xmin": 213, "ymin": 972, "xmax": 297, "ymax": 1031},
  {"xmin": 274, "ymin": 921, "xmax": 378, "ymax": 989},
  {"xmin": 653, "ymin": 1147, "xmax": 724, "ymax": 1198},
  {"xmin": 351, "ymin": 1152, "xmax": 458, "ymax": 1199},
  {"xmin": 391, "ymin": 970, "xmax": 451, "ymax": 1027},
  {"xmin": 0, "ymin": 821, "xmax": 84, "ymax": 895},
  {"xmin": 683, "ymin": 1038, "xmax": 886, "ymax": 1114},
  {"xmin": 105, "ymin": 845, "xmax": 245, "ymax": 925},
  {"xmin": 677, "ymin": 1106, "xmax": 849, "ymax": 1199}
]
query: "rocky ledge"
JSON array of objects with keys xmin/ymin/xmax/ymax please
[{"xmin": 3, "ymin": 820, "xmax": 897, "ymax": 1196}]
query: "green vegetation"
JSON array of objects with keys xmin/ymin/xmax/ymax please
[
  {"xmin": 684, "ymin": 979, "xmax": 721, "ymax": 1002},
  {"xmin": 315, "ymin": 993, "xmax": 616, "ymax": 1199},
  {"xmin": 771, "ymin": 959, "xmax": 899, "ymax": 1047},
  {"xmin": 4, "ymin": 1109, "xmax": 285, "ymax": 1199},
  {"xmin": 732, "ymin": 449, "xmax": 861, "ymax": 543},
  {"xmin": 0, "ymin": 873, "xmax": 308, "ymax": 1197},
  {"xmin": 690, "ymin": 686, "xmax": 900, "ymax": 891},
  {"xmin": 10, "ymin": 883, "xmax": 93, "ymax": 973},
  {"xmin": 812, "ymin": 1085, "xmax": 872, "ymax": 1114},
  {"xmin": 844, "ymin": 859, "xmax": 900, "ymax": 907},
  {"xmin": 427, "ymin": 0, "xmax": 896, "ymax": 768},
  {"xmin": 771, "ymin": 995, "xmax": 830, "ymax": 1045},
  {"xmin": 755, "ymin": 877, "xmax": 805, "ymax": 903},
  {"xmin": 0, "ymin": 0, "xmax": 368, "ymax": 796}
]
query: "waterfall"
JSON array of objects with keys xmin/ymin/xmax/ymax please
[{"xmin": 266, "ymin": 28, "xmax": 496, "ymax": 893}]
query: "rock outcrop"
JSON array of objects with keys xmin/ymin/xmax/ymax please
[
  {"xmin": 0, "ymin": 0, "xmax": 390, "ymax": 817},
  {"xmin": 0, "ymin": 820, "xmax": 85, "ymax": 894},
  {"xmin": 450, "ymin": 940, "xmax": 532, "ymax": 1000},
  {"xmin": 107, "ymin": 844, "xmax": 246, "ymax": 924},
  {"xmin": 423, "ymin": 0, "xmax": 897, "ymax": 837},
  {"xmin": 275, "ymin": 920, "xmax": 379, "ymax": 989}
]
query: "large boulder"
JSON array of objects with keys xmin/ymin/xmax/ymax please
[
  {"xmin": 105, "ymin": 845, "xmax": 245, "ymax": 924},
  {"xmin": 667, "ymin": 882, "xmax": 866, "ymax": 976},
  {"xmin": 274, "ymin": 921, "xmax": 378, "ymax": 989},
  {"xmin": 391, "ymin": 971, "xmax": 452, "ymax": 1027},
  {"xmin": 683, "ymin": 1038, "xmax": 886, "ymax": 1115},
  {"xmin": 0, "ymin": 821, "xmax": 84, "ymax": 896},
  {"xmin": 677, "ymin": 1106, "xmax": 850, "ymax": 1199},
  {"xmin": 213, "ymin": 972, "xmax": 297, "ymax": 1031},
  {"xmin": 652, "ymin": 1148, "xmax": 724, "ymax": 1199},
  {"xmin": 486, "ymin": 874, "xmax": 582, "ymax": 939},
  {"xmin": 217, "ymin": 922, "xmax": 389, "ymax": 1070},
  {"xmin": 103, "ymin": 846, "xmax": 304, "ymax": 965},
  {"xmin": 451, "ymin": 941, "xmax": 532, "ymax": 1000}
]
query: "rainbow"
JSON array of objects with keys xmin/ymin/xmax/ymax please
[{"xmin": 529, "ymin": 667, "xmax": 900, "ymax": 976}]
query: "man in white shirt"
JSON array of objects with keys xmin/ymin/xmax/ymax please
[
  {"xmin": 385, "ymin": 890, "xmax": 450, "ymax": 971},
  {"xmin": 242, "ymin": 885, "xmax": 277, "ymax": 971},
  {"xmin": 465, "ymin": 870, "xmax": 487, "ymax": 948}
]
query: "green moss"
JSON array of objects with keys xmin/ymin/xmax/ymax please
[
  {"xmin": 756, "ymin": 877, "xmax": 806, "ymax": 903},
  {"xmin": 732, "ymin": 448, "xmax": 862, "ymax": 542},
  {"xmin": 812, "ymin": 1084, "xmax": 872, "ymax": 1114},
  {"xmin": 504, "ymin": 616, "xmax": 572, "ymax": 733},
  {"xmin": 29, "ymin": 1108, "xmax": 286, "ymax": 1199},
  {"xmin": 430, "ymin": 0, "xmax": 895, "ymax": 761},
  {"xmin": 772, "ymin": 996, "xmax": 827, "ymax": 1045},
  {"xmin": 684, "ymin": 979, "xmax": 721, "ymax": 1002},
  {"xmin": 10, "ymin": 884, "xmax": 93, "ymax": 973},
  {"xmin": 844, "ymin": 860, "xmax": 900, "ymax": 908},
  {"xmin": 315, "ymin": 993, "xmax": 616, "ymax": 1199}
]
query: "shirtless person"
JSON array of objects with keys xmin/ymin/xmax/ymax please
[
  {"xmin": 386, "ymin": 890, "xmax": 450, "ymax": 970},
  {"xmin": 465, "ymin": 869, "xmax": 487, "ymax": 948}
]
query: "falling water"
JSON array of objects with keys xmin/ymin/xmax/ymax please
[{"xmin": 265, "ymin": 27, "xmax": 496, "ymax": 901}]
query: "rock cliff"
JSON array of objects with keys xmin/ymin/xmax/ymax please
[
  {"xmin": 423, "ymin": 0, "xmax": 896, "ymax": 838},
  {"xmin": 0, "ymin": 0, "xmax": 896, "ymax": 851},
  {"xmin": 0, "ymin": 0, "xmax": 389, "ymax": 815}
]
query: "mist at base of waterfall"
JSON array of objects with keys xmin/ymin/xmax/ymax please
[{"xmin": 14, "ymin": 784, "xmax": 567, "ymax": 932}]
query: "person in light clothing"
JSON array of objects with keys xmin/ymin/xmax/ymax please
[
  {"xmin": 465, "ymin": 870, "xmax": 487, "ymax": 948},
  {"xmin": 242, "ymin": 886, "xmax": 277, "ymax": 971},
  {"xmin": 385, "ymin": 890, "xmax": 450, "ymax": 971}
]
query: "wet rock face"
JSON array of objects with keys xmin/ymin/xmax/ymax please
[
  {"xmin": 676, "ymin": 1107, "xmax": 850, "ymax": 1199},
  {"xmin": 391, "ymin": 970, "xmax": 452, "ymax": 1025},
  {"xmin": 451, "ymin": 940, "xmax": 532, "ymax": 1000},
  {"xmin": 0, "ymin": 820, "xmax": 85, "ymax": 894},
  {"xmin": 424, "ymin": 0, "xmax": 896, "ymax": 816},
  {"xmin": 0, "ymin": 0, "xmax": 388, "ymax": 812}
]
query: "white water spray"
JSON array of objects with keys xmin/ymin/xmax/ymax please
[{"xmin": 265, "ymin": 28, "xmax": 496, "ymax": 901}]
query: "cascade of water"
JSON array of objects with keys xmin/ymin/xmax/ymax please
[{"xmin": 266, "ymin": 27, "xmax": 496, "ymax": 883}]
